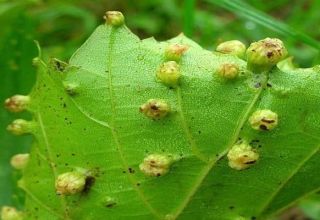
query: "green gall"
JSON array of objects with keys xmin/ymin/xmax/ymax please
[
  {"xmin": 156, "ymin": 61, "xmax": 181, "ymax": 87},
  {"xmin": 165, "ymin": 44, "xmax": 189, "ymax": 62},
  {"xmin": 227, "ymin": 142, "xmax": 259, "ymax": 170},
  {"xmin": 4, "ymin": 95, "xmax": 30, "ymax": 112},
  {"xmin": 104, "ymin": 11, "xmax": 125, "ymax": 27},
  {"xmin": 32, "ymin": 57, "xmax": 41, "ymax": 66},
  {"xmin": 51, "ymin": 58, "xmax": 68, "ymax": 72},
  {"xmin": 1, "ymin": 206, "xmax": 23, "ymax": 220},
  {"xmin": 139, "ymin": 99, "xmax": 170, "ymax": 119},
  {"xmin": 63, "ymin": 82, "xmax": 79, "ymax": 96},
  {"xmin": 246, "ymin": 38, "xmax": 288, "ymax": 72},
  {"xmin": 139, "ymin": 154, "xmax": 174, "ymax": 177},
  {"xmin": 55, "ymin": 171, "xmax": 86, "ymax": 195},
  {"xmin": 216, "ymin": 40, "xmax": 246, "ymax": 59},
  {"xmin": 249, "ymin": 109, "xmax": 278, "ymax": 131},
  {"xmin": 215, "ymin": 63, "xmax": 240, "ymax": 80},
  {"xmin": 10, "ymin": 154, "xmax": 29, "ymax": 170},
  {"xmin": 101, "ymin": 196, "xmax": 117, "ymax": 208},
  {"xmin": 7, "ymin": 119, "xmax": 33, "ymax": 136},
  {"xmin": 165, "ymin": 214, "xmax": 174, "ymax": 220}
]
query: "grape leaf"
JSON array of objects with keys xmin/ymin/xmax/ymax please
[{"xmin": 11, "ymin": 16, "xmax": 320, "ymax": 220}]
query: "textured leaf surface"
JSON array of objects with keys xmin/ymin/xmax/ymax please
[{"xmin": 15, "ymin": 20, "xmax": 320, "ymax": 220}]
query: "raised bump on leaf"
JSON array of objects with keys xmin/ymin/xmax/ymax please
[
  {"xmin": 227, "ymin": 142, "xmax": 259, "ymax": 170},
  {"xmin": 139, "ymin": 99, "xmax": 170, "ymax": 119},
  {"xmin": 7, "ymin": 119, "xmax": 33, "ymax": 136},
  {"xmin": 249, "ymin": 109, "xmax": 278, "ymax": 131},
  {"xmin": 32, "ymin": 56, "xmax": 41, "ymax": 66},
  {"xmin": 216, "ymin": 40, "xmax": 246, "ymax": 59},
  {"xmin": 50, "ymin": 58, "xmax": 68, "ymax": 72},
  {"xmin": 104, "ymin": 11, "xmax": 125, "ymax": 27},
  {"xmin": 215, "ymin": 63, "xmax": 240, "ymax": 80},
  {"xmin": 63, "ymin": 82, "xmax": 79, "ymax": 96},
  {"xmin": 1, "ymin": 206, "xmax": 23, "ymax": 220},
  {"xmin": 156, "ymin": 61, "xmax": 181, "ymax": 87},
  {"xmin": 139, "ymin": 154, "xmax": 174, "ymax": 177},
  {"xmin": 101, "ymin": 196, "xmax": 117, "ymax": 208},
  {"xmin": 4, "ymin": 95, "xmax": 30, "ymax": 113},
  {"xmin": 246, "ymin": 38, "xmax": 288, "ymax": 72},
  {"xmin": 10, "ymin": 154, "xmax": 29, "ymax": 170},
  {"xmin": 165, "ymin": 44, "xmax": 189, "ymax": 62},
  {"xmin": 55, "ymin": 171, "xmax": 86, "ymax": 195}
]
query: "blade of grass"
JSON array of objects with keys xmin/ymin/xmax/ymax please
[
  {"xmin": 206, "ymin": 0, "xmax": 320, "ymax": 51},
  {"xmin": 183, "ymin": 0, "xmax": 196, "ymax": 37}
]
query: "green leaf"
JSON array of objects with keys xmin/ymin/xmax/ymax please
[{"xmin": 12, "ymin": 16, "xmax": 320, "ymax": 219}]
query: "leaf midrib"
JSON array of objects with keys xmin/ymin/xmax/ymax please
[
  {"xmin": 171, "ymin": 82, "xmax": 265, "ymax": 219},
  {"xmin": 105, "ymin": 26, "xmax": 163, "ymax": 219},
  {"xmin": 37, "ymin": 112, "xmax": 70, "ymax": 219}
]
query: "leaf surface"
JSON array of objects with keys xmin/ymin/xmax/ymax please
[{"xmin": 16, "ymin": 21, "xmax": 320, "ymax": 220}]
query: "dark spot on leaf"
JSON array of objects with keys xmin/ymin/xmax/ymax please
[
  {"xmin": 267, "ymin": 51, "xmax": 273, "ymax": 58},
  {"xmin": 254, "ymin": 82, "xmax": 261, "ymax": 88},
  {"xmin": 128, "ymin": 167, "xmax": 135, "ymax": 174},
  {"xmin": 106, "ymin": 201, "xmax": 117, "ymax": 208},
  {"xmin": 244, "ymin": 160, "xmax": 257, "ymax": 164},
  {"xmin": 261, "ymin": 118, "xmax": 275, "ymax": 123},
  {"xmin": 83, "ymin": 176, "xmax": 95, "ymax": 194},
  {"xmin": 229, "ymin": 206, "xmax": 235, "ymax": 210},
  {"xmin": 259, "ymin": 125, "xmax": 268, "ymax": 130}
]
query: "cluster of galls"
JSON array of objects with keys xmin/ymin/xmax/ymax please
[
  {"xmin": 2, "ymin": 11, "xmax": 286, "ymax": 218},
  {"xmin": 3, "ymin": 96, "xmax": 31, "ymax": 219},
  {"xmin": 215, "ymin": 38, "xmax": 284, "ymax": 170},
  {"xmin": 138, "ymin": 37, "xmax": 190, "ymax": 177},
  {"xmin": 215, "ymin": 37, "xmax": 288, "ymax": 79},
  {"xmin": 226, "ymin": 109, "xmax": 278, "ymax": 170}
]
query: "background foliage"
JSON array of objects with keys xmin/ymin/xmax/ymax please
[{"xmin": 1, "ymin": 0, "xmax": 319, "ymax": 219}]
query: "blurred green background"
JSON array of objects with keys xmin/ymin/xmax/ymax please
[{"xmin": 1, "ymin": 0, "xmax": 320, "ymax": 219}]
